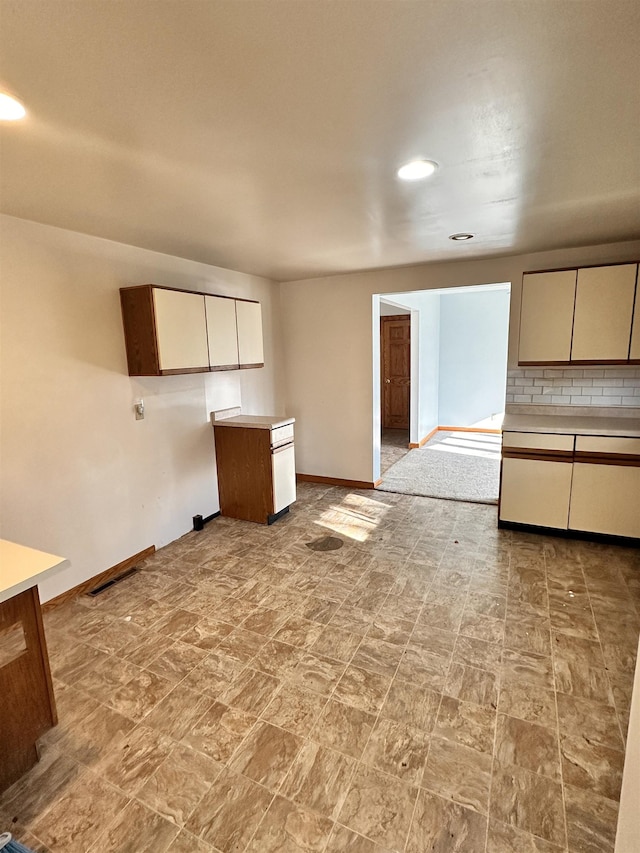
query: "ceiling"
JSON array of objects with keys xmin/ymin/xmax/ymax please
[{"xmin": 1, "ymin": 1, "xmax": 639, "ymax": 281}]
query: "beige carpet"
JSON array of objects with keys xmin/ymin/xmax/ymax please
[{"xmin": 377, "ymin": 430, "xmax": 501, "ymax": 504}]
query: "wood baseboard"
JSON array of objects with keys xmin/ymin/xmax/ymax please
[
  {"xmin": 409, "ymin": 426, "xmax": 439, "ymax": 449},
  {"xmin": 439, "ymin": 425, "xmax": 502, "ymax": 434},
  {"xmin": 296, "ymin": 473, "xmax": 376, "ymax": 489},
  {"xmin": 42, "ymin": 545, "xmax": 155, "ymax": 611}
]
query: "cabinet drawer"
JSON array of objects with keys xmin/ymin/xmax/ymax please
[
  {"xmin": 271, "ymin": 423, "xmax": 294, "ymax": 447},
  {"xmin": 502, "ymin": 432, "xmax": 574, "ymax": 453},
  {"xmin": 575, "ymin": 435, "xmax": 640, "ymax": 457}
]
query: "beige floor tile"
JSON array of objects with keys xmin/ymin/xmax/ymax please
[
  {"xmin": 228, "ymin": 721, "xmax": 303, "ymax": 790},
  {"xmin": 281, "ymin": 741, "xmax": 356, "ymax": 819},
  {"xmin": 31, "ymin": 771, "xmax": 128, "ymax": 853},
  {"xmin": 445, "ymin": 663, "xmax": 499, "ymax": 709},
  {"xmin": 90, "ymin": 798, "xmax": 179, "ymax": 853},
  {"xmin": 421, "ymin": 736, "xmax": 492, "ymax": 814},
  {"xmin": 260, "ymin": 683, "xmax": 327, "ymax": 736},
  {"xmin": 557, "ymin": 693, "xmax": 624, "ymax": 750},
  {"xmin": 105, "ymin": 668, "xmax": 172, "ymax": 721},
  {"xmin": 434, "ymin": 695, "xmax": 496, "ymax": 754},
  {"xmin": 186, "ymin": 766, "xmax": 273, "ymax": 851},
  {"xmin": 406, "ymin": 788, "xmax": 487, "ymax": 853},
  {"xmin": 146, "ymin": 640, "xmax": 208, "ymax": 682},
  {"xmin": 495, "ymin": 714, "xmax": 561, "ymax": 781},
  {"xmin": 560, "ymin": 735, "xmax": 624, "ymax": 800},
  {"xmin": 363, "ymin": 717, "xmax": 430, "ymax": 784},
  {"xmin": 216, "ymin": 626, "xmax": 268, "ymax": 663},
  {"xmin": 564, "ymin": 783, "xmax": 619, "ymax": 853},
  {"xmin": 459, "ymin": 612, "xmax": 505, "ymax": 644},
  {"xmin": 219, "ymin": 667, "xmax": 280, "ymax": 714},
  {"xmin": 244, "ymin": 794, "xmax": 333, "ymax": 853},
  {"xmin": 486, "ymin": 819, "xmax": 565, "ymax": 852},
  {"xmin": 182, "ymin": 701, "xmax": 256, "ymax": 762},
  {"xmin": 312, "ymin": 699, "xmax": 376, "ymax": 759},
  {"xmin": 290, "ymin": 651, "xmax": 347, "ymax": 695},
  {"xmin": 137, "ymin": 743, "xmax": 222, "ymax": 826},
  {"xmin": 325, "ymin": 824, "xmax": 388, "ymax": 852},
  {"xmin": 501, "ymin": 648, "xmax": 554, "ymax": 691},
  {"xmin": 498, "ymin": 680, "xmax": 557, "ymax": 729},
  {"xmin": 169, "ymin": 830, "xmax": 217, "ymax": 852},
  {"xmin": 96, "ymin": 725, "xmax": 173, "ymax": 795},
  {"xmin": 142, "ymin": 685, "xmax": 213, "ymax": 740},
  {"xmin": 274, "ymin": 614, "xmax": 325, "ymax": 648},
  {"xmin": 179, "ymin": 616, "xmax": 234, "ymax": 649},
  {"xmin": 333, "ymin": 664, "xmax": 391, "ymax": 714},
  {"xmin": 338, "ymin": 764, "xmax": 417, "ymax": 852},
  {"xmin": 351, "ymin": 637, "xmax": 403, "ymax": 677},
  {"xmin": 311, "ymin": 625, "xmax": 362, "ymax": 662},
  {"xmin": 504, "ymin": 616, "xmax": 551, "ymax": 656},
  {"xmin": 490, "ymin": 762, "xmax": 566, "ymax": 847}
]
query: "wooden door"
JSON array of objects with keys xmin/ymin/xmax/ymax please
[{"xmin": 381, "ymin": 315, "xmax": 410, "ymax": 429}]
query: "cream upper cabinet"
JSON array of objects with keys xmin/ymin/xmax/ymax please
[
  {"xmin": 153, "ymin": 288, "xmax": 209, "ymax": 371},
  {"xmin": 205, "ymin": 295, "xmax": 239, "ymax": 369},
  {"xmin": 571, "ymin": 264, "xmax": 637, "ymax": 361},
  {"xmin": 236, "ymin": 300, "xmax": 264, "ymax": 367},
  {"xmin": 630, "ymin": 270, "xmax": 640, "ymax": 361},
  {"xmin": 518, "ymin": 270, "xmax": 576, "ymax": 363}
]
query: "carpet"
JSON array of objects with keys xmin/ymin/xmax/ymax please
[{"xmin": 377, "ymin": 430, "xmax": 501, "ymax": 504}]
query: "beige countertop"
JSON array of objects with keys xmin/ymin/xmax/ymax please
[
  {"xmin": 211, "ymin": 414, "xmax": 295, "ymax": 430},
  {"xmin": 0, "ymin": 539, "xmax": 69, "ymax": 603},
  {"xmin": 503, "ymin": 413, "xmax": 640, "ymax": 437}
]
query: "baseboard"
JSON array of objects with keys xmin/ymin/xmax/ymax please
[
  {"xmin": 296, "ymin": 473, "xmax": 376, "ymax": 489},
  {"xmin": 409, "ymin": 426, "xmax": 438, "ymax": 449},
  {"xmin": 439, "ymin": 425, "xmax": 502, "ymax": 434},
  {"xmin": 42, "ymin": 545, "xmax": 156, "ymax": 611}
]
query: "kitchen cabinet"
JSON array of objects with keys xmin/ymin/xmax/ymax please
[
  {"xmin": 153, "ymin": 287, "xmax": 209, "ymax": 372},
  {"xmin": 120, "ymin": 284, "xmax": 263, "ymax": 376},
  {"xmin": 499, "ymin": 423, "xmax": 640, "ymax": 540},
  {"xmin": 518, "ymin": 270, "xmax": 576, "ymax": 364},
  {"xmin": 518, "ymin": 261, "xmax": 639, "ymax": 366},
  {"xmin": 212, "ymin": 416, "xmax": 296, "ymax": 524},
  {"xmin": 205, "ymin": 295, "xmax": 239, "ymax": 370},
  {"xmin": 569, "ymin": 436, "xmax": 640, "ymax": 538},
  {"xmin": 499, "ymin": 432, "xmax": 574, "ymax": 529},
  {"xmin": 236, "ymin": 299, "xmax": 264, "ymax": 367},
  {"xmin": 571, "ymin": 264, "xmax": 637, "ymax": 361},
  {"xmin": 1, "ymin": 540, "xmax": 68, "ymax": 793},
  {"xmin": 630, "ymin": 289, "xmax": 640, "ymax": 362}
]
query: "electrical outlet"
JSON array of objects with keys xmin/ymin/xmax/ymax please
[{"xmin": 134, "ymin": 399, "xmax": 145, "ymax": 420}]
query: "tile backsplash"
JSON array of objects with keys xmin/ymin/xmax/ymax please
[{"xmin": 505, "ymin": 367, "xmax": 640, "ymax": 407}]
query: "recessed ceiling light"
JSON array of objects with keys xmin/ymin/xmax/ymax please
[
  {"xmin": 449, "ymin": 232, "xmax": 475, "ymax": 241},
  {"xmin": 397, "ymin": 159, "xmax": 438, "ymax": 181},
  {"xmin": 0, "ymin": 92, "xmax": 26, "ymax": 121}
]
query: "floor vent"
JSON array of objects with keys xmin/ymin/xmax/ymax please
[{"xmin": 87, "ymin": 567, "xmax": 138, "ymax": 597}]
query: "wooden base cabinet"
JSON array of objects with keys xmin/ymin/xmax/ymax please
[{"xmin": 213, "ymin": 420, "xmax": 296, "ymax": 524}]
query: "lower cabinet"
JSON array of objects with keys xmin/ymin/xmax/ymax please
[
  {"xmin": 570, "ymin": 463, "xmax": 640, "ymax": 539},
  {"xmin": 500, "ymin": 457, "xmax": 572, "ymax": 529},
  {"xmin": 500, "ymin": 429, "xmax": 640, "ymax": 540}
]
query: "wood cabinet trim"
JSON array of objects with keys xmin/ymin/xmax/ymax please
[
  {"xmin": 238, "ymin": 362, "xmax": 264, "ymax": 370},
  {"xmin": 502, "ymin": 448, "xmax": 574, "ymax": 463},
  {"xmin": 523, "ymin": 260, "xmax": 639, "ymax": 276},
  {"xmin": 574, "ymin": 452, "xmax": 640, "ymax": 467},
  {"xmin": 159, "ymin": 366, "xmax": 210, "ymax": 375}
]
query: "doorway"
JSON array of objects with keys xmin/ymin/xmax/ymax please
[{"xmin": 373, "ymin": 283, "xmax": 510, "ymax": 501}]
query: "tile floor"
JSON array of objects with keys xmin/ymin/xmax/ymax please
[
  {"xmin": 380, "ymin": 429, "xmax": 410, "ymax": 474},
  {"xmin": 1, "ymin": 482, "xmax": 638, "ymax": 853}
]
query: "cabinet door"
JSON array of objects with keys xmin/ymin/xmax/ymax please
[
  {"xmin": 629, "ymin": 268, "xmax": 640, "ymax": 361},
  {"xmin": 571, "ymin": 264, "xmax": 636, "ymax": 361},
  {"xmin": 205, "ymin": 295, "xmax": 239, "ymax": 369},
  {"xmin": 272, "ymin": 444, "xmax": 296, "ymax": 513},
  {"xmin": 569, "ymin": 463, "xmax": 640, "ymax": 538},
  {"xmin": 153, "ymin": 288, "xmax": 209, "ymax": 371},
  {"xmin": 236, "ymin": 300, "xmax": 264, "ymax": 367},
  {"xmin": 500, "ymin": 457, "xmax": 572, "ymax": 529},
  {"xmin": 519, "ymin": 271, "xmax": 576, "ymax": 363}
]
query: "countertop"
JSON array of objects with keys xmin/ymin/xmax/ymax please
[
  {"xmin": 502, "ymin": 413, "xmax": 640, "ymax": 437},
  {"xmin": 0, "ymin": 539, "xmax": 69, "ymax": 603},
  {"xmin": 211, "ymin": 414, "xmax": 295, "ymax": 430}
]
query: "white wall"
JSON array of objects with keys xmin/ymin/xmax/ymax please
[
  {"xmin": 438, "ymin": 288, "xmax": 509, "ymax": 425},
  {"xmin": 0, "ymin": 215, "xmax": 283, "ymax": 601},
  {"xmin": 280, "ymin": 239, "xmax": 640, "ymax": 483}
]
